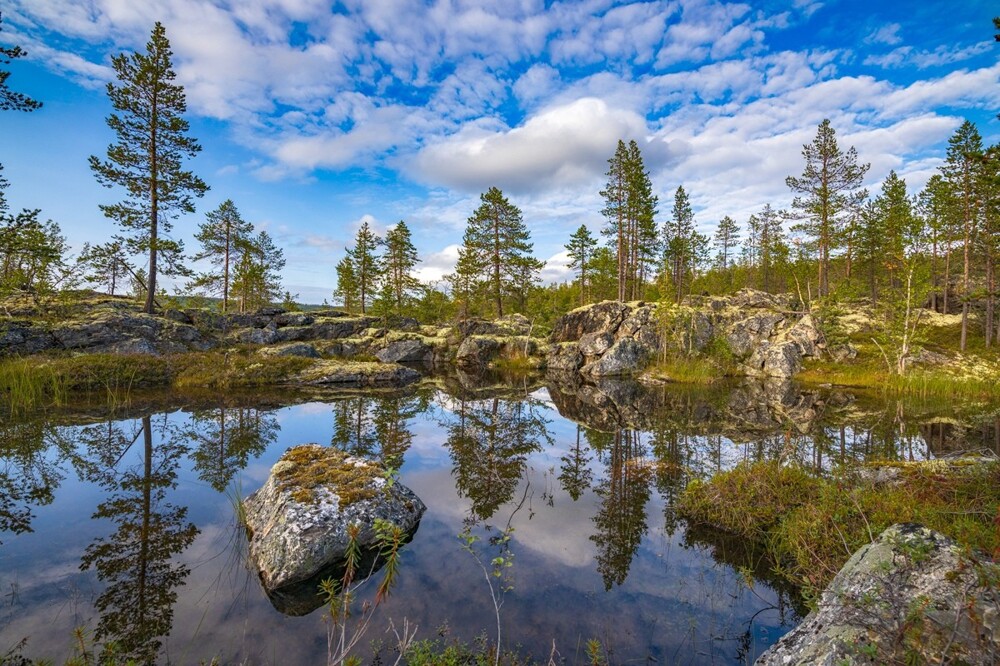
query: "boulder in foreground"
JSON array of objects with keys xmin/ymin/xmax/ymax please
[
  {"xmin": 756, "ymin": 523, "xmax": 1000, "ymax": 665},
  {"xmin": 243, "ymin": 445, "xmax": 426, "ymax": 614}
]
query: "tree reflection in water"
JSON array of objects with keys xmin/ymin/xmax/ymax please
[
  {"xmin": 330, "ymin": 394, "xmax": 426, "ymax": 470},
  {"xmin": 184, "ymin": 406, "xmax": 280, "ymax": 491},
  {"xmin": 79, "ymin": 415, "xmax": 198, "ymax": 664},
  {"xmin": 0, "ymin": 420, "xmax": 63, "ymax": 541},
  {"xmin": 444, "ymin": 397, "xmax": 551, "ymax": 521},
  {"xmin": 557, "ymin": 424, "xmax": 593, "ymax": 501},
  {"xmin": 589, "ymin": 429, "xmax": 652, "ymax": 590}
]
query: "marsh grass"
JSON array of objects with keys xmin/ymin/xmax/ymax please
[
  {"xmin": 0, "ymin": 350, "xmax": 318, "ymax": 413},
  {"xmin": 797, "ymin": 360, "xmax": 1000, "ymax": 400},
  {"xmin": 679, "ymin": 460, "xmax": 1000, "ymax": 598}
]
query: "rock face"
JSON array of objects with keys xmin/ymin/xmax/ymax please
[
  {"xmin": 244, "ymin": 445, "xmax": 426, "ymax": 614},
  {"xmin": 756, "ymin": 524, "xmax": 1000, "ymax": 665},
  {"xmin": 546, "ymin": 290, "xmax": 825, "ymax": 379}
]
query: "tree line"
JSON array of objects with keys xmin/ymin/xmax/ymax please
[{"xmin": 4, "ymin": 15, "xmax": 1000, "ymax": 352}]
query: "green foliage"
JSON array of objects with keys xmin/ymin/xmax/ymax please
[
  {"xmin": 379, "ymin": 220, "xmax": 421, "ymax": 316},
  {"xmin": 229, "ymin": 230, "xmax": 284, "ymax": 312},
  {"xmin": 188, "ymin": 199, "xmax": 253, "ymax": 312},
  {"xmin": 451, "ymin": 187, "xmax": 543, "ymax": 318},
  {"xmin": 0, "ymin": 13, "xmax": 42, "ymax": 112},
  {"xmin": 565, "ymin": 224, "xmax": 597, "ymax": 305},
  {"xmin": 600, "ymin": 139, "xmax": 659, "ymax": 301},
  {"xmin": 662, "ymin": 185, "xmax": 707, "ymax": 302},
  {"xmin": 680, "ymin": 460, "xmax": 1000, "ymax": 597},
  {"xmin": 786, "ymin": 118, "xmax": 870, "ymax": 298},
  {"xmin": 89, "ymin": 22, "xmax": 208, "ymax": 314},
  {"xmin": 78, "ymin": 239, "xmax": 131, "ymax": 297},
  {"xmin": 343, "ymin": 221, "xmax": 382, "ymax": 314}
]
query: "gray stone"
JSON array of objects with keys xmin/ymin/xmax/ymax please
[
  {"xmin": 550, "ymin": 301, "xmax": 631, "ymax": 343},
  {"xmin": 725, "ymin": 313, "xmax": 785, "ymax": 358},
  {"xmin": 244, "ymin": 445, "xmax": 426, "ymax": 597},
  {"xmin": 745, "ymin": 340, "xmax": 802, "ymax": 378},
  {"xmin": 295, "ymin": 361, "xmax": 421, "ymax": 387},
  {"xmin": 455, "ymin": 336, "xmax": 502, "ymax": 368},
  {"xmin": 0, "ymin": 320, "xmax": 57, "ymax": 356},
  {"xmin": 756, "ymin": 524, "xmax": 1000, "ymax": 666},
  {"xmin": 785, "ymin": 314, "xmax": 824, "ymax": 357},
  {"xmin": 376, "ymin": 339, "xmax": 432, "ymax": 363},
  {"xmin": 581, "ymin": 338, "xmax": 648, "ymax": 376},
  {"xmin": 274, "ymin": 312, "xmax": 315, "ymax": 327},
  {"xmin": 258, "ymin": 343, "xmax": 321, "ymax": 359},
  {"xmin": 546, "ymin": 343, "xmax": 583, "ymax": 372},
  {"xmin": 578, "ymin": 332, "xmax": 614, "ymax": 357}
]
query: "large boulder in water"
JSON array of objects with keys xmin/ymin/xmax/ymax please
[
  {"xmin": 756, "ymin": 523, "xmax": 1000, "ymax": 665},
  {"xmin": 243, "ymin": 445, "xmax": 426, "ymax": 613}
]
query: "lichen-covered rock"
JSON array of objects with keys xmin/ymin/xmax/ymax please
[
  {"xmin": 455, "ymin": 335, "xmax": 502, "ymax": 368},
  {"xmin": 0, "ymin": 320, "xmax": 58, "ymax": 356},
  {"xmin": 756, "ymin": 524, "xmax": 1000, "ymax": 666},
  {"xmin": 258, "ymin": 342, "xmax": 321, "ymax": 359},
  {"xmin": 547, "ymin": 343, "xmax": 583, "ymax": 373},
  {"xmin": 726, "ymin": 313, "xmax": 786, "ymax": 358},
  {"xmin": 578, "ymin": 331, "xmax": 614, "ymax": 357},
  {"xmin": 582, "ymin": 338, "xmax": 648, "ymax": 376},
  {"xmin": 244, "ymin": 445, "xmax": 426, "ymax": 598},
  {"xmin": 785, "ymin": 314, "xmax": 824, "ymax": 357},
  {"xmin": 550, "ymin": 301, "xmax": 631, "ymax": 343},
  {"xmin": 376, "ymin": 339, "xmax": 433, "ymax": 363},
  {"xmin": 745, "ymin": 340, "xmax": 802, "ymax": 378},
  {"xmin": 294, "ymin": 360, "xmax": 421, "ymax": 387}
]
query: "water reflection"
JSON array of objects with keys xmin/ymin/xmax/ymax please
[
  {"xmin": 78, "ymin": 415, "xmax": 199, "ymax": 664},
  {"xmin": 184, "ymin": 406, "xmax": 280, "ymax": 491},
  {"xmin": 2, "ymin": 376, "xmax": 1000, "ymax": 664},
  {"xmin": 0, "ymin": 421, "xmax": 62, "ymax": 541},
  {"xmin": 444, "ymin": 396, "xmax": 551, "ymax": 521}
]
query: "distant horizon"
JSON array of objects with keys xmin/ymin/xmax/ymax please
[{"xmin": 1, "ymin": 0, "xmax": 998, "ymax": 304}]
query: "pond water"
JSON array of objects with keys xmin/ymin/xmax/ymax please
[{"xmin": 1, "ymin": 374, "xmax": 998, "ymax": 665}]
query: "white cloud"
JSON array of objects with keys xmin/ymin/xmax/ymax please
[
  {"xmin": 408, "ymin": 98, "xmax": 653, "ymax": 194},
  {"xmin": 865, "ymin": 23, "xmax": 902, "ymax": 46},
  {"xmin": 412, "ymin": 243, "xmax": 460, "ymax": 284}
]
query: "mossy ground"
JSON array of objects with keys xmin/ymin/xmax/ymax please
[
  {"xmin": 678, "ymin": 460, "xmax": 1000, "ymax": 598},
  {"xmin": 0, "ymin": 350, "xmax": 319, "ymax": 412},
  {"xmin": 274, "ymin": 445, "xmax": 380, "ymax": 508}
]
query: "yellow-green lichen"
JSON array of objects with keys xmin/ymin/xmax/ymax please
[{"xmin": 274, "ymin": 445, "xmax": 380, "ymax": 508}]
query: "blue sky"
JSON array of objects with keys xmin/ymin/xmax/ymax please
[{"xmin": 1, "ymin": 0, "xmax": 998, "ymax": 304}]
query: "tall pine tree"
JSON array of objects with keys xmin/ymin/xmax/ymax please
[
  {"xmin": 942, "ymin": 120, "xmax": 983, "ymax": 351},
  {"xmin": 380, "ymin": 220, "xmax": 421, "ymax": 314},
  {"xmin": 89, "ymin": 22, "xmax": 208, "ymax": 314},
  {"xmin": 345, "ymin": 221, "xmax": 381, "ymax": 314},
  {"xmin": 565, "ymin": 224, "xmax": 597, "ymax": 305},
  {"xmin": 459, "ymin": 187, "xmax": 543, "ymax": 317},
  {"xmin": 786, "ymin": 119, "xmax": 869, "ymax": 298},
  {"xmin": 189, "ymin": 199, "xmax": 253, "ymax": 312}
]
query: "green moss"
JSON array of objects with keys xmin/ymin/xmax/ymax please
[
  {"xmin": 679, "ymin": 460, "xmax": 1000, "ymax": 598},
  {"xmin": 274, "ymin": 445, "xmax": 381, "ymax": 508},
  {"xmin": 173, "ymin": 351, "xmax": 313, "ymax": 388}
]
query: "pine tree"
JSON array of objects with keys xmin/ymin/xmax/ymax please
[
  {"xmin": 89, "ymin": 22, "xmax": 208, "ymax": 314},
  {"xmin": 189, "ymin": 199, "xmax": 253, "ymax": 312},
  {"xmin": 601, "ymin": 141, "xmax": 629, "ymax": 301},
  {"xmin": 565, "ymin": 225, "xmax": 597, "ymax": 305},
  {"xmin": 941, "ymin": 120, "xmax": 983, "ymax": 351},
  {"xmin": 713, "ymin": 216, "xmax": 740, "ymax": 288},
  {"xmin": 79, "ymin": 238, "xmax": 132, "ymax": 296},
  {"xmin": 663, "ymin": 186, "xmax": 702, "ymax": 301},
  {"xmin": 380, "ymin": 221, "xmax": 421, "ymax": 314},
  {"xmin": 345, "ymin": 221, "xmax": 381, "ymax": 314},
  {"xmin": 231, "ymin": 230, "xmax": 284, "ymax": 312},
  {"xmin": 460, "ymin": 187, "xmax": 543, "ymax": 317},
  {"xmin": 0, "ymin": 166, "xmax": 66, "ymax": 296},
  {"xmin": 0, "ymin": 12, "xmax": 42, "ymax": 112},
  {"xmin": 786, "ymin": 119, "xmax": 869, "ymax": 298},
  {"xmin": 917, "ymin": 174, "xmax": 957, "ymax": 313},
  {"xmin": 333, "ymin": 256, "xmax": 359, "ymax": 312},
  {"xmin": 743, "ymin": 204, "xmax": 784, "ymax": 292},
  {"xmin": 600, "ymin": 140, "xmax": 659, "ymax": 300}
]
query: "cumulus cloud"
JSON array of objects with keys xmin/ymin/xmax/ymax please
[{"xmin": 407, "ymin": 98, "xmax": 655, "ymax": 194}]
